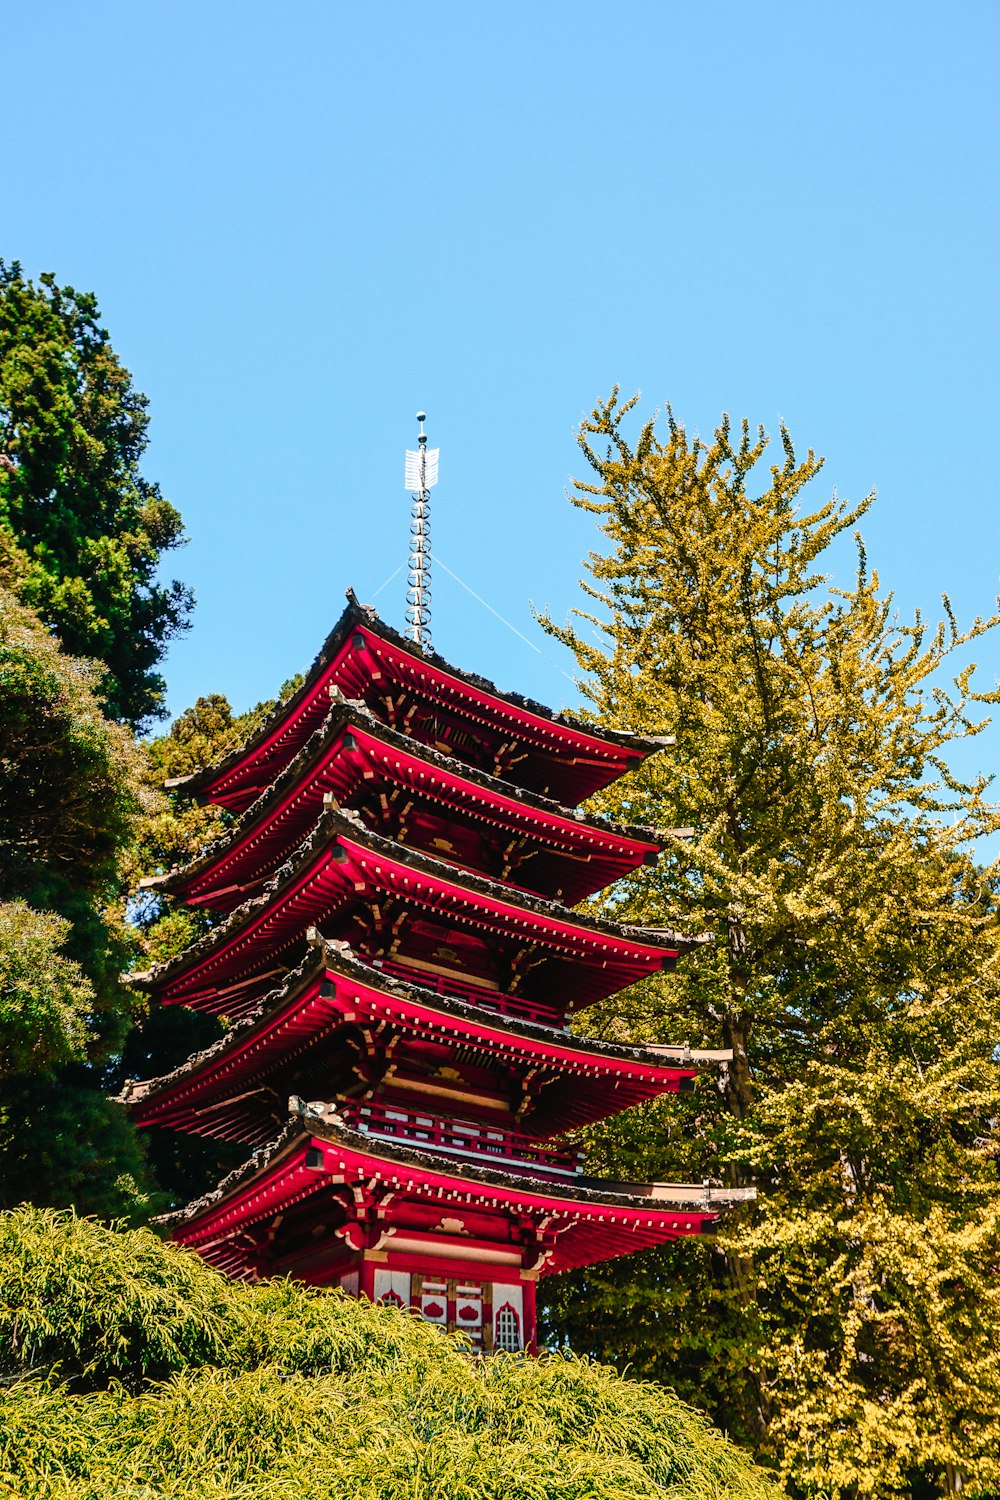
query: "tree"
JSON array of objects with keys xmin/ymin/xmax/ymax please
[
  {"xmin": 0, "ymin": 261, "xmax": 192, "ymax": 728},
  {"xmin": 0, "ymin": 902, "xmax": 92, "ymax": 1082},
  {"xmin": 0, "ymin": 585, "xmax": 153, "ymax": 1219},
  {"xmin": 539, "ymin": 392, "xmax": 1000, "ymax": 1497},
  {"xmin": 116, "ymin": 683, "xmax": 303, "ymax": 1209}
]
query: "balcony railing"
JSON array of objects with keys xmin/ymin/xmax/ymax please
[
  {"xmin": 368, "ymin": 955, "xmax": 562, "ymax": 1029},
  {"xmin": 340, "ymin": 1099, "xmax": 582, "ymax": 1178}
]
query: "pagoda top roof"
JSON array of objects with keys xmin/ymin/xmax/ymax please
[
  {"xmin": 144, "ymin": 697, "xmax": 668, "ymax": 908},
  {"xmin": 119, "ymin": 941, "xmax": 731, "ymax": 1121},
  {"xmin": 158, "ymin": 1113, "xmax": 754, "ymax": 1241},
  {"xmin": 129, "ymin": 804, "xmax": 703, "ymax": 1008},
  {"xmin": 167, "ymin": 592, "xmax": 671, "ymax": 808}
]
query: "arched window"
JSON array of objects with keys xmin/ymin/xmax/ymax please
[
  {"xmin": 377, "ymin": 1289, "xmax": 404, "ymax": 1308},
  {"xmin": 495, "ymin": 1301, "xmax": 522, "ymax": 1352}
]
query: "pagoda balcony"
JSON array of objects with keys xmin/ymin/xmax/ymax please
[
  {"xmin": 368, "ymin": 955, "xmax": 564, "ymax": 1029},
  {"xmin": 335, "ymin": 1100, "xmax": 583, "ymax": 1179}
]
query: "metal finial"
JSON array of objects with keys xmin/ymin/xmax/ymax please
[{"xmin": 403, "ymin": 413, "xmax": 439, "ymax": 650}]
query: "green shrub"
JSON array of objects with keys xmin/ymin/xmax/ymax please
[
  {"xmin": 0, "ymin": 1206, "xmax": 779, "ymax": 1498},
  {"xmin": 0, "ymin": 1204, "xmax": 231, "ymax": 1388}
]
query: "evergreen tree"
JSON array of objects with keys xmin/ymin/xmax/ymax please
[
  {"xmin": 539, "ymin": 392, "xmax": 1000, "ymax": 1497},
  {"xmin": 0, "ymin": 261, "xmax": 192, "ymax": 728},
  {"xmin": 117, "ymin": 683, "xmax": 303, "ymax": 1209},
  {"xmin": 0, "ymin": 585, "xmax": 153, "ymax": 1219},
  {"xmin": 0, "ymin": 1206, "xmax": 781, "ymax": 1500}
]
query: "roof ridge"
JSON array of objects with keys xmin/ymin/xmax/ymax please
[
  {"xmin": 156, "ymin": 1112, "xmax": 754, "ymax": 1233},
  {"xmin": 167, "ymin": 591, "xmax": 672, "ymax": 799},
  {"xmin": 118, "ymin": 940, "xmax": 732, "ymax": 1112}
]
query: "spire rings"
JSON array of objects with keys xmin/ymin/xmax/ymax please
[{"xmin": 403, "ymin": 414, "xmax": 438, "ymax": 651}]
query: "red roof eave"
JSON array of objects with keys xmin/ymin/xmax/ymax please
[
  {"xmin": 181, "ymin": 596, "xmax": 666, "ymax": 808},
  {"xmin": 161, "ymin": 712, "xmax": 661, "ymax": 909},
  {"xmin": 133, "ymin": 812, "xmax": 684, "ymax": 1008},
  {"xmin": 167, "ymin": 1127, "xmax": 727, "ymax": 1277},
  {"xmin": 123, "ymin": 956, "xmax": 706, "ymax": 1127}
]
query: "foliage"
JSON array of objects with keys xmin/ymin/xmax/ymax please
[
  {"xmin": 0, "ymin": 584, "xmax": 141, "ymax": 898},
  {"xmin": 0, "ymin": 260, "xmax": 192, "ymax": 728},
  {"xmin": 126, "ymin": 684, "xmax": 301, "ymax": 948},
  {"xmin": 0, "ymin": 1077, "xmax": 155, "ymax": 1224},
  {"xmin": 0, "ymin": 901, "xmax": 91, "ymax": 1080},
  {"xmin": 0, "ymin": 584, "xmax": 143, "ymax": 1054},
  {"xmin": 114, "ymin": 678, "xmax": 305, "ymax": 1210},
  {"xmin": 0, "ymin": 586, "xmax": 153, "ymax": 1220},
  {"xmin": 0, "ymin": 1204, "xmax": 232, "ymax": 1388},
  {"xmin": 0, "ymin": 1205, "xmax": 780, "ymax": 1499},
  {"xmin": 539, "ymin": 392, "xmax": 1000, "ymax": 1497}
]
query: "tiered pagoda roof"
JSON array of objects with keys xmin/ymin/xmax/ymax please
[
  {"xmin": 147, "ymin": 697, "xmax": 673, "ymax": 909},
  {"xmin": 126, "ymin": 594, "xmax": 750, "ymax": 1351},
  {"xmin": 161, "ymin": 1110, "xmax": 749, "ymax": 1283},
  {"xmin": 131, "ymin": 805, "xmax": 696, "ymax": 1021},
  {"xmin": 122, "ymin": 939, "xmax": 730, "ymax": 1148},
  {"xmin": 167, "ymin": 593, "xmax": 670, "ymax": 810}
]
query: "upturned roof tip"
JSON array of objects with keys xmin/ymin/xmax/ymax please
[
  {"xmin": 156, "ymin": 1112, "xmax": 755, "ymax": 1232},
  {"xmin": 143, "ymin": 696, "xmax": 670, "ymax": 900},
  {"xmin": 116, "ymin": 941, "xmax": 734, "ymax": 1115},
  {"xmin": 123, "ymin": 800, "xmax": 702, "ymax": 995},
  {"xmin": 162, "ymin": 592, "xmax": 673, "ymax": 795}
]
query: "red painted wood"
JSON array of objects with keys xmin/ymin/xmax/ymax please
[
  {"xmin": 145, "ymin": 824, "xmax": 675, "ymax": 1018},
  {"xmin": 132, "ymin": 604, "xmax": 735, "ymax": 1337},
  {"xmin": 339, "ymin": 1100, "xmax": 582, "ymax": 1177},
  {"xmin": 169, "ymin": 1131, "xmax": 719, "ymax": 1282},
  {"xmin": 192, "ymin": 606, "xmax": 657, "ymax": 811},
  {"xmin": 171, "ymin": 717, "xmax": 660, "ymax": 912},
  {"xmin": 358, "ymin": 1257, "xmax": 377, "ymax": 1302},
  {"xmin": 523, "ymin": 1279, "xmax": 538, "ymax": 1354}
]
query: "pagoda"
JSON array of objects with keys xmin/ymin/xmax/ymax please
[{"xmin": 123, "ymin": 588, "xmax": 752, "ymax": 1353}]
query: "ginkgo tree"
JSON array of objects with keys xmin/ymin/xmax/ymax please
[{"xmin": 539, "ymin": 391, "xmax": 1000, "ymax": 1498}]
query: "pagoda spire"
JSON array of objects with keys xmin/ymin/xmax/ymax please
[{"xmin": 404, "ymin": 411, "xmax": 438, "ymax": 650}]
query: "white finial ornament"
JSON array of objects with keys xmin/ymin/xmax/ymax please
[{"xmin": 404, "ymin": 411, "xmax": 439, "ymax": 649}]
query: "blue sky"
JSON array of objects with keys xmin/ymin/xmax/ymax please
[{"xmin": 5, "ymin": 1, "xmax": 999, "ymax": 815}]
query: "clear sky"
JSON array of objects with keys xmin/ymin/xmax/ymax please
[{"xmin": 5, "ymin": 1, "xmax": 999, "ymax": 814}]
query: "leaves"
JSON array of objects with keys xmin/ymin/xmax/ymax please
[
  {"xmin": 0, "ymin": 260, "xmax": 192, "ymax": 728},
  {"xmin": 0, "ymin": 588, "xmax": 153, "ymax": 1218},
  {"xmin": 0, "ymin": 585, "xmax": 142, "ymax": 896},
  {"xmin": 539, "ymin": 393, "xmax": 1000, "ymax": 1495},
  {"xmin": 115, "ymin": 678, "xmax": 309, "ymax": 1210},
  {"xmin": 0, "ymin": 902, "xmax": 91, "ymax": 1079},
  {"xmin": 0, "ymin": 1205, "xmax": 781, "ymax": 1499}
]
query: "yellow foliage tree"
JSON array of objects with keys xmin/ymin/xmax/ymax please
[{"xmin": 539, "ymin": 391, "xmax": 1000, "ymax": 1498}]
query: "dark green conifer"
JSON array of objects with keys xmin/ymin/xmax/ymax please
[{"xmin": 0, "ymin": 261, "xmax": 192, "ymax": 729}]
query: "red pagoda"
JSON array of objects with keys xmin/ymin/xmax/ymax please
[{"xmin": 123, "ymin": 589, "xmax": 751, "ymax": 1353}]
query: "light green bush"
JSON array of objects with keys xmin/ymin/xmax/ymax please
[{"xmin": 0, "ymin": 1206, "xmax": 780, "ymax": 1498}]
